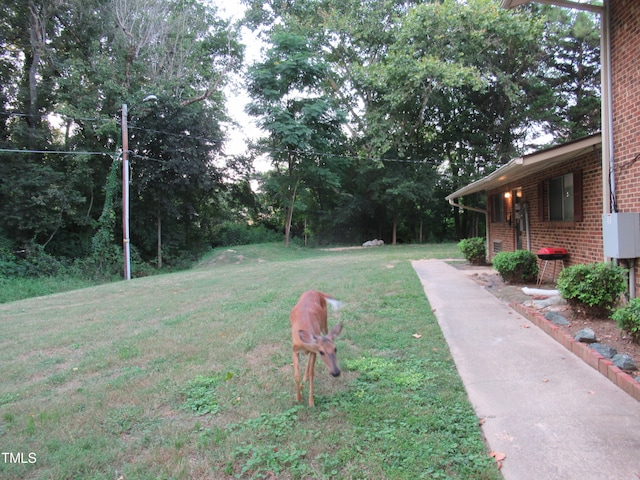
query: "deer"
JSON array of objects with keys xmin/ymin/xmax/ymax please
[{"xmin": 290, "ymin": 290, "xmax": 343, "ymax": 407}]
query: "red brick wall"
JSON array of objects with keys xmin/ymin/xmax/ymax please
[
  {"xmin": 611, "ymin": 0, "xmax": 640, "ymax": 211},
  {"xmin": 487, "ymin": 148, "xmax": 603, "ymax": 283},
  {"xmin": 611, "ymin": 0, "xmax": 640, "ymax": 295}
]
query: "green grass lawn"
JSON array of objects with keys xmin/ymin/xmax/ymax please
[{"xmin": 0, "ymin": 243, "xmax": 501, "ymax": 479}]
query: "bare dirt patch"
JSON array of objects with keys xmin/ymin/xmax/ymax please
[{"xmin": 454, "ymin": 263, "xmax": 640, "ymax": 379}]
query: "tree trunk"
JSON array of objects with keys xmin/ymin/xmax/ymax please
[
  {"xmin": 284, "ymin": 181, "xmax": 299, "ymax": 247},
  {"xmin": 157, "ymin": 212, "xmax": 162, "ymax": 269},
  {"xmin": 392, "ymin": 216, "xmax": 398, "ymax": 245},
  {"xmin": 304, "ymin": 217, "xmax": 308, "ymax": 246},
  {"xmin": 285, "ymin": 204, "xmax": 292, "ymax": 246},
  {"xmin": 27, "ymin": 0, "xmax": 43, "ymax": 149}
]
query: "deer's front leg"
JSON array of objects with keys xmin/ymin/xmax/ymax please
[
  {"xmin": 303, "ymin": 351, "xmax": 314, "ymax": 382},
  {"xmin": 307, "ymin": 352, "xmax": 316, "ymax": 407},
  {"xmin": 293, "ymin": 350, "xmax": 302, "ymax": 403}
]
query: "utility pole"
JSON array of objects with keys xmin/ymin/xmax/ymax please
[
  {"xmin": 122, "ymin": 103, "xmax": 131, "ymax": 280},
  {"xmin": 121, "ymin": 96, "xmax": 157, "ymax": 280}
]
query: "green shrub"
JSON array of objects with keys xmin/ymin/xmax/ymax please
[
  {"xmin": 0, "ymin": 244, "xmax": 65, "ymax": 278},
  {"xmin": 557, "ymin": 262, "xmax": 627, "ymax": 317},
  {"xmin": 612, "ymin": 297, "xmax": 640, "ymax": 343},
  {"xmin": 492, "ymin": 250, "xmax": 538, "ymax": 284},
  {"xmin": 211, "ymin": 222, "xmax": 283, "ymax": 247},
  {"xmin": 457, "ymin": 237, "xmax": 486, "ymax": 265}
]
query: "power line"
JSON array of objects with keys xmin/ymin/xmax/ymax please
[
  {"xmin": 0, "ymin": 148, "xmax": 116, "ymax": 157},
  {"xmin": 256, "ymin": 145, "xmax": 437, "ymax": 165},
  {"xmin": 2, "ymin": 111, "xmax": 440, "ymax": 166},
  {"xmin": 0, "ymin": 111, "xmax": 107, "ymax": 123}
]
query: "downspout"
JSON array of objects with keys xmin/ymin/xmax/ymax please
[
  {"xmin": 523, "ymin": 203, "xmax": 531, "ymax": 251},
  {"xmin": 601, "ymin": 1, "xmax": 614, "ymax": 234},
  {"xmin": 448, "ymin": 198, "xmax": 490, "ymax": 262},
  {"xmin": 630, "ymin": 259, "xmax": 636, "ymax": 300}
]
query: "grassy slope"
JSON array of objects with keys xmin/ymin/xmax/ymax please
[{"xmin": 0, "ymin": 243, "xmax": 500, "ymax": 480}]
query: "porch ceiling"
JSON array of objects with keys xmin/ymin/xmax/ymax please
[
  {"xmin": 500, "ymin": 0, "xmax": 604, "ymax": 14},
  {"xmin": 446, "ymin": 134, "xmax": 602, "ymax": 201}
]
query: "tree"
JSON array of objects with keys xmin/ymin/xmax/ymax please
[
  {"xmin": 127, "ymin": 97, "xmax": 226, "ymax": 262},
  {"xmin": 0, "ymin": 0, "xmax": 90, "ymax": 249},
  {"xmin": 246, "ymin": 31, "xmax": 347, "ymax": 246},
  {"xmin": 365, "ymin": 0, "xmax": 555, "ymax": 239},
  {"xmin": 542, "ymin": 7, "xmax": 601, "ymax": 140}
]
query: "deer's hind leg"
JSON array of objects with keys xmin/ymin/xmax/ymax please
[{"xmin": 293, "ymin": 350, "xmax": 303, "ymax": 403}]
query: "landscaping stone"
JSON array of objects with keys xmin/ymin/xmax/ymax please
[
  {"xmin": 527, "ymin": 296, "xmax": 566, "ymax": 308},
  {"xmin": 544, "ymin": 311, "xmax": 569, "ymax": 326},
  {"xmin": 574, "ymin": 328, "xmax": 598, "ymax": 344},
  {"xmin": 362, "ymin": 239, "xmax": 384, "ymax": 247},
  {"xmin": 589, "ymin": 343, "xmax": 618, "ymax": 359},
  {"xmin": 612, "ymin": 353, "xmax": 637, "ymax": 371}
]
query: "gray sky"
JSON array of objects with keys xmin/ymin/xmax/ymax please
[{"xmin": 210, "ymin": 1, "xmax": 266, "ymax": 164}]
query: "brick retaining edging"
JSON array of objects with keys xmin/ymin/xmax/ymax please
[{"xmin": 510, "ymin": 302, "xmax": 640, "ymax": 402}]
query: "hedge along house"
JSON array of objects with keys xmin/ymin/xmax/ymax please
[{"xmin": 447, "ymin": 0, "xmax": 640, "ymax": 297}]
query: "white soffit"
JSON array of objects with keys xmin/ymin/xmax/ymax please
[{"xmin": 500, "ymin": 0, "xmax": 604, "ymax": 14}]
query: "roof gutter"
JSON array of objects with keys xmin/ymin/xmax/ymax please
[
  {"xmin": 500, "ymin": 0, "xmax": 604, "ymax": 14},
  {"xmin": 447, "ymin": 198, "xmax": 487, "ymax": 215}
]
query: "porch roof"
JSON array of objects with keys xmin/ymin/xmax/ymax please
[
  {"xmin": 445, "ymin": 133, "xmax": 601, "ymax": 202},
  {"xmin": 500, "ymin": 0, "xmax": 604, "ymax": 14}
]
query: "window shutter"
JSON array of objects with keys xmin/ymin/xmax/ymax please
[
  {"xmin": 538, "ymin": 181, "xmax": 545, "ymax": 222},
  {"xmin": 573, "ymin": 169, "xmax": 583, "ymax": 222},
  {"xmin": 489, "ymin": 194, "xmax": 494, "ymax": 222}
]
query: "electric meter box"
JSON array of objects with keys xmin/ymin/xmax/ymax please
[{"xmin": 602, "ymin": 212, "xmax": 640, "ymax": 259}]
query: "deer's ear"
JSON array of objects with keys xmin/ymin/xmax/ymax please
[
  {"xmin": 298, "ymin": 330, "xmax": 317, "ymax": 345},
  {"xmin": 328, "ymin": 322, "xmax": 343, "ymax": 339}
]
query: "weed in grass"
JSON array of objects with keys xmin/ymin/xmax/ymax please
[
  {"xmin": 229, "ymin": 407, "xmax": 301, "ymax": 439},
  {"xmin": 117, "ymin": 343, "xmax": 141, "ymax": 360},
  {"xmin": 104, "ymin": 405, "xmax": 146, "ymax": 435},
  {"xmin": 24, "ymin": 415, "xmax": 36, "ymax": 435},
  {"xmin": 0, "ymin": 392, "xmax": 19, "ymax": 406},
  {"xmin": 181, "ymin": 374, "xmax": 231, "ymax": 416},
  {"xmin": 197, "ymin": 426, "xmax": 228, "ymax": 447},
  {"xmin": 47, "ymin": 371, "xmax": 71, "ymax": 386},
  {"xmin": 233, "ymin": 442, "xmax": 309, "ymax": 478},
  {"xmin": 345, "ymin": 355, "xmax": 394, "ymax": 380}
]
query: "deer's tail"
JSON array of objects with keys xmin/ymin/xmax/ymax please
[{"xmin": 319, "ymin": 292, "xmax": 343, "ymax": 311}]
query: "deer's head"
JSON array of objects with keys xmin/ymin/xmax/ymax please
[{"xmin": 298, "ymin": 323, "xmax": 343, "ymax": 376}]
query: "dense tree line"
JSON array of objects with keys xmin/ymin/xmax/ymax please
[
  {"xmin": 1, "ymin": 0, "xmax": 244, "ymax": 275},
  {"xmin": 242, "ymin": 0, "xmax": 601, "ymax": 243},
  {"xmin": 0, "ymin": 0, "xmax": 600, "ymax": 277}
]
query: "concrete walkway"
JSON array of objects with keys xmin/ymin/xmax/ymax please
[{"xmin": 412, "ymin": 259, "xmax": 640, "ymax": 480}]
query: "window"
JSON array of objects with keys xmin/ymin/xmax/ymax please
[
  {"xmin": 538, "ymin": 170, "xmax": 583, "ymax": 222},
  {"xmin": 549, "ymin": 173, "xmax": 574, "ymax": 221},
  {"xmin": 491, "ymin": 194, "xmax": 505, "ymax": 223}
]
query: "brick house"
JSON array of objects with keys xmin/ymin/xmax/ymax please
[{"xmin": 446, "ymin": 0, "xmax": 640, "ymax": 295}]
